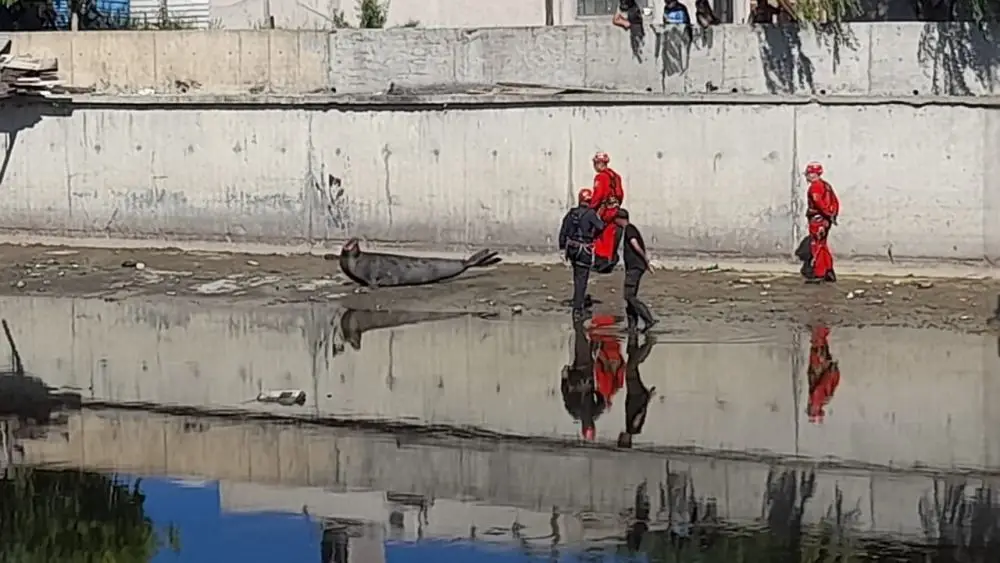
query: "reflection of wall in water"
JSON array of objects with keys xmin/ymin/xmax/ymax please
[{"xmin": 320, "ymin": 519, "xmax": 385, "ymax": 563}]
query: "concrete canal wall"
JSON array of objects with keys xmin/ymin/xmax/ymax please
[
  {"xmin": 3, "ymin": 97, "xmax": 998, "ymax": 261},
  {"xmin": 21, "ymin": 409, "xmax": 1000, "ymax": 540},
  {"xmin": 2, "ymin": 24, "xmax": 998, "ymax": 261},
  {"xmin": 5, "ymin": 296, "xmax": 1000, "ymax": 471}
]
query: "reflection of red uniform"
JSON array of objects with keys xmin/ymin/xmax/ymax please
[
  {"xmin": 589, "ymin": 314, "xmax": 625, "ymax": 406},
  {"xmin": 591, "ymin": 169, "xmax": 625, "ymax": 262},
  {"xmin": 807, "ymin": 325, "xmax": 840, "ymax": 423},
  {"xmin": 806, "ymin": 179, "xmax": 840, "ymax": 280}
]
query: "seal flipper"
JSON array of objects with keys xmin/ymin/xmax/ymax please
[{"xmin": 463, "ymin": 249, "xmax": 502, "ymax": 269}]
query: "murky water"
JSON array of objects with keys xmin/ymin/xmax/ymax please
[{"xmin": 2, "ymin": 296, "xmax": 1000, "ymax": 561}]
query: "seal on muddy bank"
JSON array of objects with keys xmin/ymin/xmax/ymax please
[{"xmin": 331, "ymin": 238, "xmax": 502, "ymax": 288}]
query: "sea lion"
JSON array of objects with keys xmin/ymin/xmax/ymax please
[
  {"xmin": 332, "ymin": 238, "xmax": 502, "ymax": 288},
  {"xmin": 339, "ymin": 308, "xmax": 467, "ymax": 349}
]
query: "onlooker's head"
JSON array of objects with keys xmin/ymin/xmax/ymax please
[
  {"xmin": 615, "ymin": 208, "xmax": 631, "ymax": 226},
  {"xmin": 578, "ymin": 187, "xmax": 593, "ymax": 205}
]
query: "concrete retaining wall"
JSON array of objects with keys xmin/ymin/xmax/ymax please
[
  {"xmin": 3, "ymin": 99, "xmax": 997, "ymax": 260},
  {"xmin": 6, "ymin": 296, "xmax": 1000, "ymax": 471},
  {"xmin": 10, "ymin": 23, "xmax": 1000, "ymax": 96}
]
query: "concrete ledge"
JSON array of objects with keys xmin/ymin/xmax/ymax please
[
  {"xmin": 11, "ymin": 30, "xmax": 330, "ymax": 94},
  {"xmin": 6, "ymin": 23, "xmax": 1000, "ymax": 97},
  {"xmin": 57, "ymin": 92, "xmax": 1000, "ymax": 109}
]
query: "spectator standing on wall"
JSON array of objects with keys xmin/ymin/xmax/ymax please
[
  {"xmin": 748, "ymin": 0, "xmax": 779, "ymax": 22},
  {"xmin": 613, "ymin": 0, "xmax": 646, "ymax": 60},
  {"xmin": 613, "ymin": 0, "xmax": 645, "ymax": 29},
  {"xmin": 695, "ymin": 0, "xmax": 720, "ymax": 27},
  {"xmin": 662, "ymin": 0, "xmax": 692, "ymax": 24},
  {"xmin": 748, "ymin": 0, "xmax": 796, "ymax": 23}
]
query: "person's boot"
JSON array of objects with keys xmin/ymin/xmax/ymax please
[
  {"xmin": 824, "ymin": 269, "xmax": 837, "ymax": 282},
  {"xmin": 800, "ymin": 260, "xmax": 812, "ymax": 278},
  {"xmin": 640, "ymin": 318, "xmax": 659, "ymax": 334}
]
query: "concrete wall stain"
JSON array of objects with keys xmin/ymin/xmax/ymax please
[{"xmin": 312, "ymin": 172, "xmax": 350, "ymax": 232}]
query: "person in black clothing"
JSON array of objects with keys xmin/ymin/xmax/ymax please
[
  {"xmin": 617, "ymin": 332, "xmax": 656, "ymax": 449},
  {"xmin": 613, "ymin": 0, "xmax": 646, "ymax": 61},
  {"xmin": 561, "ymin": 319, "xmax": 607, "ymax": 440},
  {"xmin": 559, "ymin": 188, "xmax": 606, "ymax": 320},
  {"xmin": 615, "ymin": 209, "xmax": 658, "ymax": 332}
]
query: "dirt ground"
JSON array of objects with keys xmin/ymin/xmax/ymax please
[{"xmin": 0, "ymin": 244, "xmax": 998, "ymax": 333}]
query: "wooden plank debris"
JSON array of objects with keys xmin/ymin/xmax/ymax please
[{"xmin": 0, "ymin": 36, "xmax": 65, "ymax": 101}]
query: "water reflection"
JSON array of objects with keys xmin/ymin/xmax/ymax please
[
  {"xmin": 562, "ymin": 315, "xmax": 655, "ymax": 442},
  {"xmin": 806, "ymin": 323, "xmax": 840, "ymax": 424},
  {"xmin": 0, "ymin": 466, "xmax": 176, "ymax": 561},
  {"xmin": 8, "ymin": 408, "xmax": 1000, "ymax": 562},
  {"xmin": 338, "ymin": 309, "xmax": 467, "ymax": 351}
]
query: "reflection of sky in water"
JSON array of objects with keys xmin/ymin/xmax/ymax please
[
  {"xmin": 130, "ymin": 477, "xmax": 318, "ymax": 563},
  {"xmin": 129, "ymin": 476, "xmax": 636, "ymax": 563}
]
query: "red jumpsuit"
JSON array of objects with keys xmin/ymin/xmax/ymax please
[
  {"xmin": 589, "ymin": 314, "xmax": 625, "ymax": 408},
  {"xmin": 806, "ymin": 179, "xmax": 840, "ymax": 280},
  {"xmin": 591, "ymin": 168, "xmax": 625, "ymax": 263},
  {"xmin": 807, "ymin": 325, "xmax": 840, "ymax": 423}
]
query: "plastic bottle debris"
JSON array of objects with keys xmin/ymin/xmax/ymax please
[{"xmin": 255, "ymin": 389, "xmax": 307, "ymax": 406}]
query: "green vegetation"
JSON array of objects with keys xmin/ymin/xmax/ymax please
[
  {"xmin": 0, "ymin": 468, "xmax": 178, "ymax": 563},
  {"xmin": 790, "ymin": 0, "xmax": 1000, "ymax": 23},
  {"xmin": 332, "ymin": 0, "xmax": 390, "ymax": 29},
  {"xmin": 357, "ymin": 0, "xmax": 388, "ymax": 29}
]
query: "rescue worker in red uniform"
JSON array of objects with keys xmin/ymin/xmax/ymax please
[
  {"xmin": 804, "ymin": 162, "xmax": 840, "ymax": 283},
  {"xmin": 591, "ymin": 152, "xmax": 625, "ymax": 273},
  {"xmin": 806, "ymin": 323, "xmax": 840, "ymax": 424}
]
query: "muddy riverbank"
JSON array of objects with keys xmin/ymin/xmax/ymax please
[{"xmin": 0, "ymin": 244, "xmax": 996, "ymax": 333}]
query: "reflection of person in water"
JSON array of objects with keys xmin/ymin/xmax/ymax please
[
  {"xmin": 807, "ymin": 324, "xmax": 840, "ymax": 423},
  {"xmin": 561, "ymin": 318, "xmax": 610, "ymax": 440},
  {"xmin": 625, "ymin": 480, "xmax": 651, "ymax": 551},
  {"xmin": 617, "ymin": 331, "xmax": 656, "ymax": 448},
  {"xmin": 591, "ymin": 314, "xmax": 626, "ymax": 415}
]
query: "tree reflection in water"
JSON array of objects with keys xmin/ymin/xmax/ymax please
[
  {"xmin": 0, "ymin": 439, "xmax": 178, "ymax": 562},
  {"xmin": 618, "ymin": 467, "xmax": 1000, "ymax": 563},
  {"xmin": 919, "ymin": 479, "xmax": 1000, "ymax": 562}
]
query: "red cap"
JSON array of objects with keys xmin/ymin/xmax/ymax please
[
  {"xmin": 592, "ymin": 152, "xmax": 610, "ymax": 164},
  {"xmin": 805, "ymin": 162, "xmax": 823, "ymax": 176}
]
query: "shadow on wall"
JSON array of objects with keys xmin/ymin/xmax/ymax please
[
  {"xmin": 917, "ymin": 23, "xmax": 999, "ymax": 95},
  {"xmin": 756, "ymin": 22, "xmax": 998, "ymax": 95},
  {"xmin": 0, "ymin": 102, "xmax": 73, "ymax": 195},
  {"xmin": 646, "ymin": 23, "xmax": 998, "ymax": 95}
]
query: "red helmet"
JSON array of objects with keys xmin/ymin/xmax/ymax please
[
  {"xmin": 592, "ymin": 152, "xmax": 610, "ymax": 164},
  {"xmin": 805, "ymin": 162, "xmax": 824, "ymax": 176},
  {"xmin": 578, "ymin": 188, "xmax": 593, "ymax": 203}
]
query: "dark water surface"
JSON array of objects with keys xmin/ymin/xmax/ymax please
[{"xmin": 1, "ymin": 296, "xmax": 1000, "ymax": 561}]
